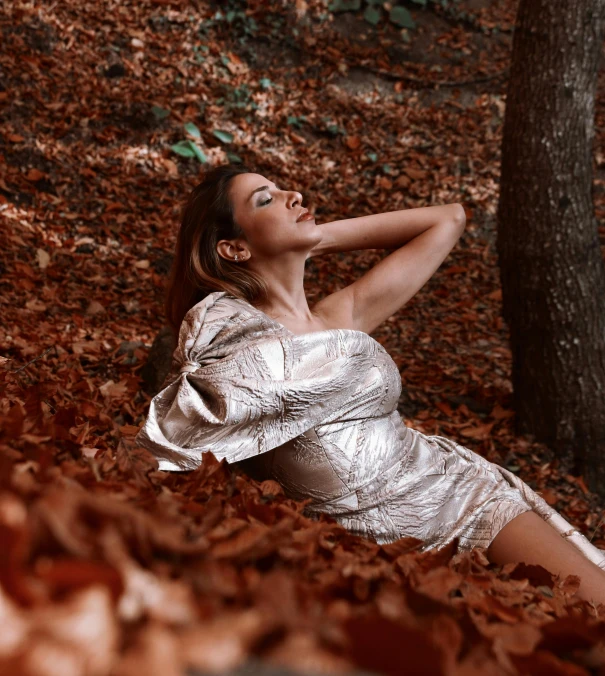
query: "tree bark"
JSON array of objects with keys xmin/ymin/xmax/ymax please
[{"xmin": 496, "ymin": 0, "xmax": 605, "ymax": 493}]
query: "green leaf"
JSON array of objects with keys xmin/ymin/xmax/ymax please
[
  {"xmin": 389, "ymin": 6, "xmax": 415, "ymax": 28},
  {"xmin": 287, "ymin": 115, "xmax": 305, "ymax": 129},
  {"xmin": 212, "ymin": 129, "xmax": 234, "ymax": 144},
  {"xmin": 247, "ymin": 17, "xmax": 259, "ymax": 33},
  {"xmin": 151, "ymin": 105, "xmax": 170, "ymax": 120},
  {"xmin": 410, "ymin": 0, "xmax": 426, "ymax": 5},
  {"xmin": 259, "ymin": 77, "xmax": 273, "ymax": 90},
  {"xmin": 189, "ymin": 142, "xmax": 208, "ymax": 163},
  {"xmin": 184, "ymin": 122, "xmax": 201, "ymax": 138},
  {"xmin": 366, "ymin": 152, "xmax": 378, "ymax": 162},
  {"xmin": 226, "ymin": 152, "xmax": 242, "ymax": 163},
  {"xmin": 363, "ymin": 5, "xmax": 381, "ymax": 25},
  {"xmin": 171, "ymin": 141, "xmax": 196, "ymax": 158}
]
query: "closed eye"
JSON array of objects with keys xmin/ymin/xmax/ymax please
[{"xmin": 259, "ymin": 185, "xmax": 298, "ymax": 207}]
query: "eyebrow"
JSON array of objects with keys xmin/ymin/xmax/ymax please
[{"xmin": 247, "ymin": 183, "xmax": 278, "ymax": 203}]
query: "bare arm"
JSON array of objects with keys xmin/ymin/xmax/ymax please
[
  {"xmin": 307, "ymin": 204, "xmax": 465, "ymax": 257},
  {"xmin": 311, "ymin": 205, "xmax": 467, "ymax": 334}
]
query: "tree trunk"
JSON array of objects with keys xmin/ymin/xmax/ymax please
[{"xmin": 496, "ymin": 0, "xmax": 605, "ymax": 494}]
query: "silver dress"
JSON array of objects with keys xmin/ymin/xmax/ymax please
[{"xmin": 135, "ymin": 291, "xmax": 605, "ymax": 568}]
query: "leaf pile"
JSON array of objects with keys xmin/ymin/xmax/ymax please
[
  {"xmin": 3, "ymin": 0, "xmax": 605, "ymax": 673},
  {"xmin": 2, "ymin": 389, "xmax": 605, "ymax": 676}
]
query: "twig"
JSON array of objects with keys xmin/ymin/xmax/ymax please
[{"xmin": 9, "ymin": 346, "xmax": 56, "ymax": 374}]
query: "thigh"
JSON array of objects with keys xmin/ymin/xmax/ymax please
[{"xmin": 486, "ymin": 509, "xmax": 605, "ymax": 606}]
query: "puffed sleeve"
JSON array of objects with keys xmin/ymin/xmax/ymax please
[{"xmin": 134, "ymin": 292, "xmax": 376, "ymax": 471}]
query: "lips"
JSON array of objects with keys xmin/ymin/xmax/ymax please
[{"xmin": 296, "ymin": 209, "xmax": 314, "ymax": 222}]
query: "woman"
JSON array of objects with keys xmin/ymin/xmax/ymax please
[{"xmin": 136, "ymin": 163, "xmax": 605, "ymax": 606}]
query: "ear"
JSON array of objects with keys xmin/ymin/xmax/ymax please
[{"xmin": 216, "ymin": 239, "xmax": 248, "ymax": 262}]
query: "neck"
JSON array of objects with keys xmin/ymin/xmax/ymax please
[{"xmin": 249, "ymin": 253, "xmax": 314, "ymax": 322}]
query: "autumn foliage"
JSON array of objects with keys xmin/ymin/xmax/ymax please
[{"xmin": 3, "ymin": 0, "xmax": 605, "ymax": 674}]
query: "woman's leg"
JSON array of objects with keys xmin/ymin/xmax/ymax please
[{"xmin": 485, "ymin": 509, "xmax": 605, "ymax": 606}]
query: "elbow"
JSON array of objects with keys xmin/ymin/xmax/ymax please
[{"xmin": 452, "ymin": 203, "xmax": 466, "ymax": 231}]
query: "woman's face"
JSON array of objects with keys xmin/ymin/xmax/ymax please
[{"xmin": 220, "ymin": 172, "xmax": 321, "ymax": 261}]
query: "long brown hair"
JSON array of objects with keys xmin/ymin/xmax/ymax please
[{"xmin": 164, "ymin": 163, "xmax": 269, "ymax": 338}]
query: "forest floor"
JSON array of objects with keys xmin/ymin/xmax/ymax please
[{"xmin": 2, "ymin": 0, "xmax": 605, "ymax": 674}]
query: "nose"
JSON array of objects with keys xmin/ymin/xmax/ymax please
[{"xmin": 287, "ymin": 191, "xmax": 303, "ymax": 207}]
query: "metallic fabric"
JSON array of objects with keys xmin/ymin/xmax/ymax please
[{"xmin": 136, "ymin": 291, "xmax": 605, "ymax": 568}]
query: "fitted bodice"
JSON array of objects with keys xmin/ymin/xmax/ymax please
[
  {"xmin": 233, "ymin": 323, "xmax": 408, "ymax": 505},
  {"xmin": 248, "ymin": 302, "xmax": 403, "ymax": 417}
]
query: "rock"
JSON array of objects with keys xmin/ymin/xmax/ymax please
[
  {"xmin": 139, "ymin": 326, "xmax": 176, "ymax": 396},
  {"xmin": 117, "ymin": 340, "xmax": 145, "ymax": 355},
  {"xmin": 104, "ymin": 62, "xmax": 126, "ymax": 78},
  {"xmin": 86, "ymin": 300, "xmax": 105, "ymax": 316},
  {"xmin": 75, "ymin": 243, "xmax": 95, "ymax": 254}
]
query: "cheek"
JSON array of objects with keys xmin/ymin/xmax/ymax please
[
  {"xmin": 251, "ymin": 220, "xmax": 297, "ymax": 253},
  {"xmin": 256, "ymin": 215, "xmax": 286, "ymax": 237}
]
